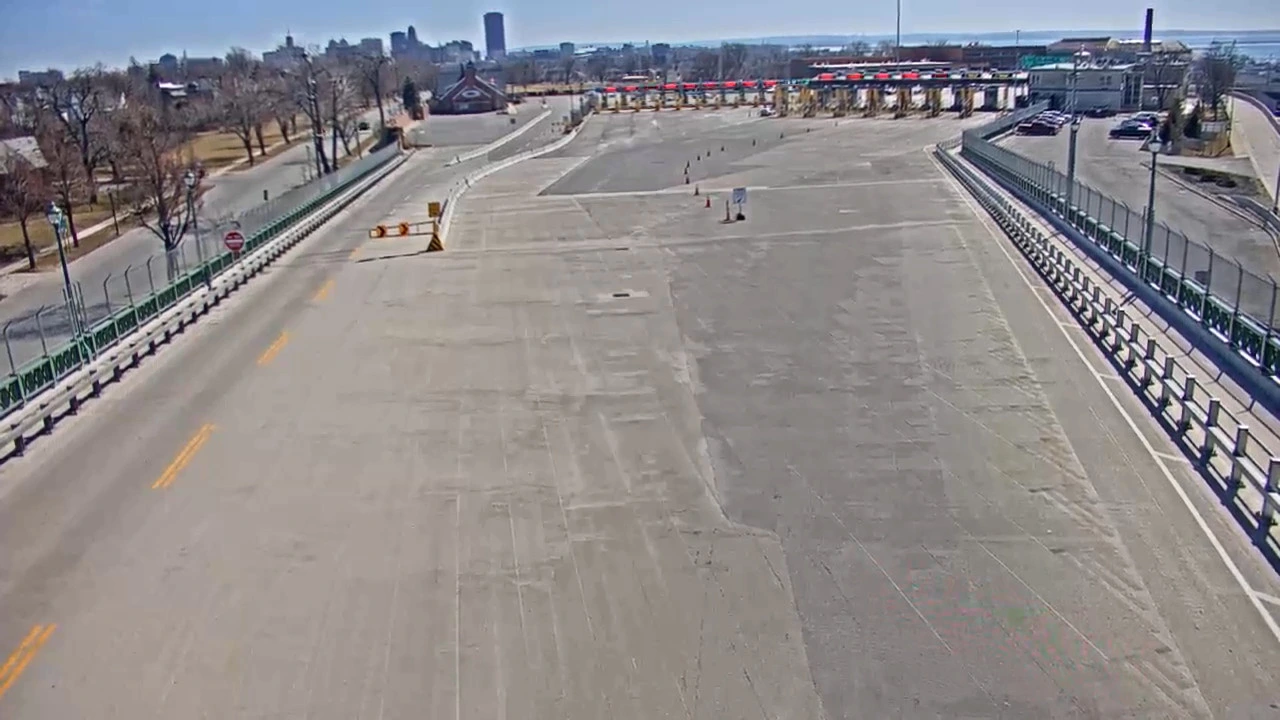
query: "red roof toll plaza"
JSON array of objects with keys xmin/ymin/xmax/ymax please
[{"xmin": 589, "ymin": 64, "xmax": 1029, "ymax": 118}]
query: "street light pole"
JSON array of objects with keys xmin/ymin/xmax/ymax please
[
  {"xmin": 895, "ymin": 0, "xmax": 902, "ymax": 64},
  {"xmin": 183, "ymin": 169, "xmax": 209, "ymax": 288},
  {"xmin": 1065, "ymin": 47, "xmax": 1089, "ymax": 209},
  {"xmin": 45, "ymin": 202, "xmax": 80, "ymax": 338},
  {"xmin": 1144, "ymin": 137, "xmax": 1164, "ymax": 257}
]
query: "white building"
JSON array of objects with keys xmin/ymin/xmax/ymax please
[{"xmin": 1027, "ymin": 62, "xmax": 1143, "ymax": 112}]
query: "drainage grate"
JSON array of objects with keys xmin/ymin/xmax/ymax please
[{"xmin": 612, "ymin": 292, "xmax": 631, "ymax": 298}]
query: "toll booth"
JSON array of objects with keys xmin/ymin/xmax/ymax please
[
  {"xmin": 957, "ymin": 87, "xmax": 975, "ymax": 118},
  {"xmin": 981, "ymin": 85, "xmax": 1000, "ymax": 112},
  {"xmin": 864, "ymin": 88, "xmax": 881, "ymax": 117},
  {"xmin": 926, "ymin": 88, "xmax": 943, "ymax": 117},
  {"xmin": 893, "ymin": 86, "xmax": 912, "ymax": 118}
]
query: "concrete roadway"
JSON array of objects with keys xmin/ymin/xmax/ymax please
[
  {"xmin": 0, "ymin": 110, "xmax": 1278, "ymax": 718},
  {"xmin": 0, "ymin": 105, "xmax": 560, "ymax": 375},
  {"xmin": 1001, "ymin": 119, "xmax": 1280, "ymax": 284},
  {"xmin": 1231, "ymin": 94, "xmax": 1280, "ymax": 207}
]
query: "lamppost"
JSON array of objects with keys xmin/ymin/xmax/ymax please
[
  {"xmin": 183, "ymin": 169, "xmax": 209, "ymax": 288},
  {"xmin": 45, "ymin": 202, "xmax": 80, "ymax": 337},
  {"xmin": 895, "ymin": 0, "xmax": 902, "ymax": 64},
  {"xmin": 1144, "ymin": 136, "xmax": 1164, "ymax": 257},
  {"xmin": 1065, "ymin": 47, "xmax": 1090, "ymax": 209}
]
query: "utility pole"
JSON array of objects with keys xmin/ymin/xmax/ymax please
[{"xmin": 895, "ymin": 0, "xmax": 902, "ymax": 64}]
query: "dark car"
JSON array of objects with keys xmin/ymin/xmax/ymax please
[
  {"xmin": 1085, "ymin": 105, "xmax": 1117, "ymax": 118},
  {"xmin": 1017, "ymin": 120, "xmax": 1060, "ymax": 136},
  {"xmin": 1109, "ymin": 120, "xmax": 1154, "ymax": 139}
]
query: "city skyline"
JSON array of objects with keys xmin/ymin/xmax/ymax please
[{"xmin": 3, "ymin": 2, "xmax": 1279, "ymax": 79}]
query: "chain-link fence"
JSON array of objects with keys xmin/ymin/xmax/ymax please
[{"xmin": 963, "ymin": 137, "xmax": 1280, "ymax": 330}]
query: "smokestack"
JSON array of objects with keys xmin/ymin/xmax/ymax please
[{"xmin": 1143, "ymin": 9, "xmax": 1154, "ymax": 53}]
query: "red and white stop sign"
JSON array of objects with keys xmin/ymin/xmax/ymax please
[{"xmin": 223, "ymin": 229, "xmax": 245, "ymax": 252}]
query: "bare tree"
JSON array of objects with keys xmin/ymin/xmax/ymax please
[
  {"xmin": 1197, "ymin": 42, "xmax": 1243, "ymax": 120},
  {"xmin": 875, "ymin": 40, "xmax": 895, "ymax": 57},
  {"xmin": 113, "ymin": 102, "xmax": 198, "ymax": 279},
  {"xmin": 38, "ymin": 125, "xmax": 86, "ymax": 247},
  {"xmin": 320, "ymin": 69, "xmax": 362, "ymax": 161},
  {"xmin": 218, "ymin": 48, "xmax": 266, "ymax": 166},
  {"xmin": 584, "ymin": 55, "xmax": 609, "ymax": 82},
  {"xmin": 719, "ymin": 44, "xmax": 748, "ymax": 79},
  {"xmin": 356, "ymin": 53, "xmax": 392, "ymax": 129},
  {"xmin": 691, "ymin": 51, "xmax": 719, "ymax": 81},
  {"xmin": 0, "ymin": 152, "xmax": 50, "ymax": 270},
  {"xmin": 1147, "ymin": 52, "xmax": 1186, "ymax": 111},
  {"xmin": 844, "ymin": 40, "xmax": 871, "ymax": 56},
  {"xmin": 41, "ymin": 66, "xmax": 112, "ymax": 205},
  {"xmin": 290, "ymin": 54, "xmax": 332, "ymax": 176}
]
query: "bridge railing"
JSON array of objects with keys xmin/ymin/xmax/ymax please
[
  {"xmin": 933, "ymin": 134, "xmax": 1280, "ymax": 549},
  {"xmin": 959, "ymin": 109, "xmax": 1280, "ymax": 379},
  {"xmin": 0, "ymin": 143, "xmax": 403, "ymax": 422}
]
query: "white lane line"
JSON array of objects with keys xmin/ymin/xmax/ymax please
[
  {"xmin": 930, "ymin": 150, "xmax": 1280, "ymax": 645},
  {"xmin": 1256, "ymin": 591, "xmax": 1280, "ymax": 608}
]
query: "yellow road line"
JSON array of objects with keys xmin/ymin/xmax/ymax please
[
  {"xmin": 152, "ymin": 424, "xmax": 216, "ymax": 490},
  {"xmin": 256, "ymin": 331, "xmax": 290, "ymax": 367},
  {"xmin": 0, "ymin": 624, "xmax": 55, "ymax": 700},
  {"xmin": 312, "ymin": 278, "xmax": 335, "ymax": 302}
]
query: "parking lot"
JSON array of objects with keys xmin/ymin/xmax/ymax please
[{"xmin": 1001, "ymin": 115, "xmax": 1280, "ymax": 282}]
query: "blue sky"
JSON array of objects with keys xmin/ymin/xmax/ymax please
[{"xmin": 2, "ymin": 0, "xmax": 1278, "ymax": 77}]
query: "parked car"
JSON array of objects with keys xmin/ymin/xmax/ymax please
[
  {"xmin": 1036, "ymin": 112, "xmax": 1069, "ymax": 126},
  {"xmin": 1131, "ymin": 111, "xmax": 1161, "ymax": 125},
  {"xmin": 1017, "ymin": 120, "xmax": 1060, "ymax": 136},
  {"xmin": 1085, "ymin": 105, "xmax": 1116, "ymax": 118},
  {"xmin": 357, "ymin": 120, "xmax": 370, "ymax": 131},
  {"xmin": 1109, "ymin": 120, "xmax": 1154, "ymax": 139}
]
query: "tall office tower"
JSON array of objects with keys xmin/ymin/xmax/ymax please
[{"xmin": 484, "ymin": 12, "xmax": 506, "ymax": 61}]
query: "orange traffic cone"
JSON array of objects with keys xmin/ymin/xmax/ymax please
[{"xmin": 705, "ymin": 197, "xmax": 711, "ymax": 209}]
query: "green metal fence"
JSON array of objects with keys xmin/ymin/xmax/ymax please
[
  {"xmin": 960, "ymin": 119, "xmax": 1280, "ymax": 378},
  {"xmin": 0, "ymin": 144, "xmax": 401, "ymax": 420}
]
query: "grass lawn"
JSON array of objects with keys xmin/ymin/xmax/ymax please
[
  {"xmin": 0, "ymin": 204, "xmax": 129, "ymax": 269},
  {"xmin": 189, "ymin": 116, "xmax": 301, "ymax": 172}
]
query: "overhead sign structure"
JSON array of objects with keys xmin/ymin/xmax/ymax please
[{"xmin": 223, "ymin": 229, "xmax": 246, "ymax": 252}]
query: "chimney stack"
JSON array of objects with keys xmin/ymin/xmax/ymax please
[{"xmin": 1143, "ymin": 9, "xmax": 1154, "ymax": 53}]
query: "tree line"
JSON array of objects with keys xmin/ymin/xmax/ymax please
[{"xmin": 0, "ymin": 47, "xmax": 435, "ymax": 272}]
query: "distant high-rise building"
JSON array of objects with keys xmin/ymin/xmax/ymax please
[
  {"xmin": 484, "ymin": 12, "xmax": 506, "ymax": 61},
  {"xmin": 560, "ymin": 42, "xmax": 575, "ymax": 58},
  {"xmin": 651, "ymin": 43, "xmax": 671, "ymax": 67},
  {"xmin": 359, "ymin": 37, "xmax": 384, "ymax": 56},
  {"xmin": 408, "ymin": 26, "xmax": 419, "ymax": 46},
  {"xmin": 263, "ymin": 34, "xmax": 306, "ymax": 69},
  {"xmin": 390, "ymin": 31, "xmax": 408, "ymax": 55}
]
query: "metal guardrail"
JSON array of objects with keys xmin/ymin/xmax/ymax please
[
  {"xmin": 0, "ymin": 144, "xmax": 403, "ymax": 422},
  {"xmin": 961, "ymin": 121, "xmax": 1280, "ymax": 379},
  {"xmin": 935, "ymin": 140, "xmax": 1280, "ymax": 546}
]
